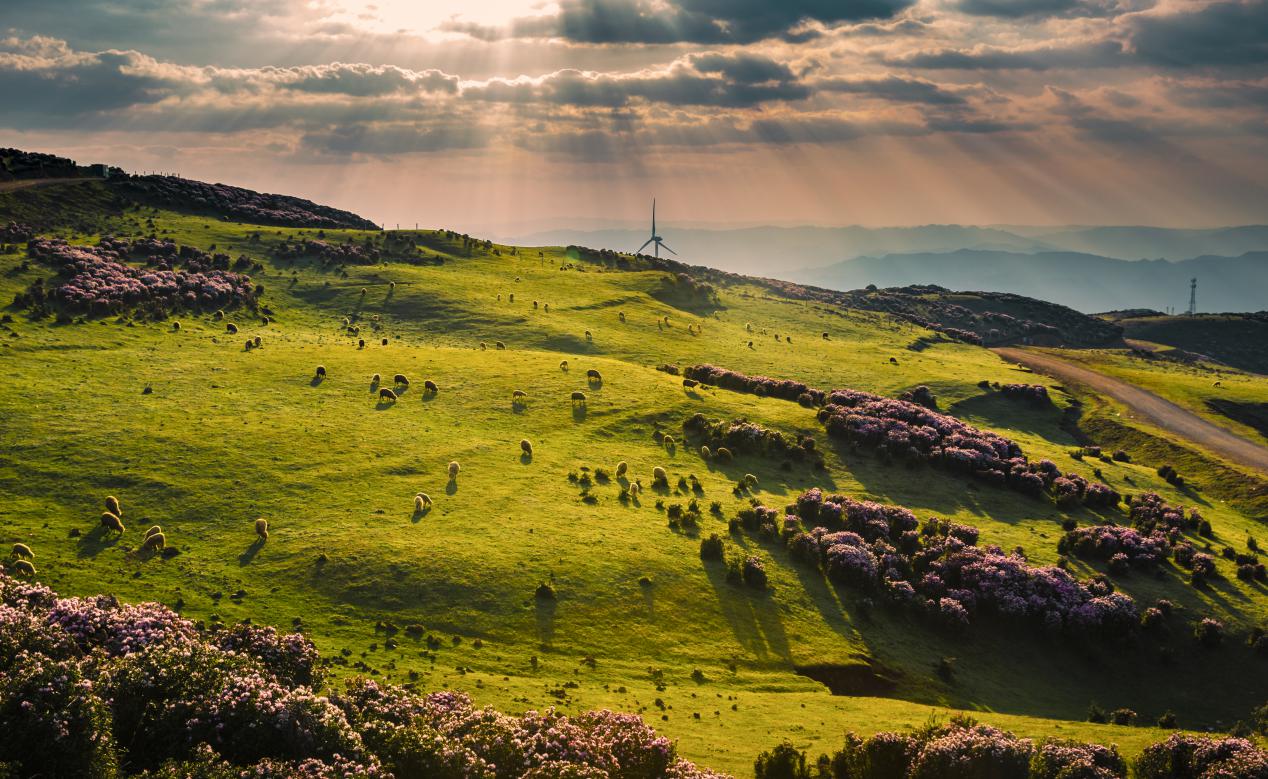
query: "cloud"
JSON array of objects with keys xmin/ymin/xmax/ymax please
[
  {"xmin": 953, "ymin": 0, "xmax": 1152, "ymax": 19},
  {"xmin": 441, "ymin": 0, "xmax": 916, "ymax": 44},
  {"xmin": 884, "ymin": 39, "xmax": 1124, "ymax": 70},
  {"xmin": 1124, "ymin": 0, "xmax": 1268, "ymax": 67}
]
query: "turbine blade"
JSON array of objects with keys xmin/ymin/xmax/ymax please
[
  {"xmin": 660, "ymin": 242, "xmax": 678, "ymax": 256},
  {"xmin": 652, "ymin": 198, "xmax": 656, "ymax": 235},
  {"xmin": 636, "ymin": 239, "xmax": 654, "ymax": 254}
]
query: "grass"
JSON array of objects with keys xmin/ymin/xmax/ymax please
[{"xmin": 1, "ymin": 187, "xmax": 1267, "ymax": 775}]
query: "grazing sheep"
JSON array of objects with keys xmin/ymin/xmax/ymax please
[
  {"xmin": 683, "ymin": 378, "xmax": 699, "ymax": 389},
  {"xmin": 663, "ymin": 316, "xmax": 670, "ymax": 325},
  {"xmin": 105, "ymin": 495, "xmax": 122, "ymax": 516},
  {"xmin": 101, "ymin": 512, "xmax": 125, "ymax": 534},
  {"xmin": 586, "ymin": 369, "xmax": 602, "ymax": 381},
  {"xmin": 371, "ymin": 373, "xmax": 381, "ymax": 384},
  {"xmin": 715, "ymin": 447, "xmax": 733, "ymax": 462},
  {"xmin": 560, "ymin": 360, "xmax": 569, "ymax": 371},
  {"xmin": 480, "ymin": 342, "xmax": 488, "ymax": 350},
  {"xmin": 261, "ymin": 316, "xmax": 270, "ymax": 325},
  {"xmin": 652, "ymin": 466, "xmax": 668, "ymax": 484},
  {"xmin": 226, "ymin": 322, "xmax": 238, "ymax": 334},
  {"xmin": 172, "ymin": 321, "xmax": 181, "ymax": 331},
  {"xmin": 144, "ymin": 525, "xmax": 162, "ymax": 539},
  {"xmin": 448, "ymin": 461, "xmax": 460, "ymax": 479},
  {"xmin": 571, "ymin": 391, "xmax": 587, "ymax": 404},
  {"xmin": 359, "ymin": 339, "xmax": 366, "ymax": 348},
  {"xmin": 619, "ymin": 311, "xmax": 626, "ymax": 322},
  {"xmin": 585, "ymin": 330, "xmax": 593, "ymax": 341},
  {"xmin": 663, "ymin": 435, "xmax": 675, "ymax": 448},
  {"xmin": 786, "ymin": 336, "xmax": 792, "ymax": 344},
  {"xmin": 381, "ymin": 338, "xmax": 388, "ymax": 346},
  {"xmin": 255, "ymin": 518, "xmax": 269, "ymax": 540},
  {"xmin": 11, "ymin": 559, "xmax": 35, "ymax": 577},
  {"xmin": 616, "ymin": 461, "xmax": 628, "ymax": 477},
  {"xmin": 315, "ymin": 365, "xmax": 327, "ymax": 377},
  {"xmin": 509, "ymin": 293, "xmax": 515, "ymax": 302},
  {"xmin": 747, "ymin": 340, "xmax": 754, "ymax": 349},
  {"xmin": 513, "ymin": 389, "xmax": 528, "ymax": 400},
  {"xmin": 744, "ymin": 474, "xmax": 758, "ymax": 487},
  {"xmin": 628, "ymin": 482, "xmax": 640, "ymax": 497},
  {"xmin": 253, "ymin": 336, "xmax": 262, "ymax": 348},
  {"xmin": 389, "ymin": 281, "xmax": 396, "ymax": 290},
  {"xmin": 142, "ymin": 532, "xmax": 166, "ymax": 551},
  {"xmin": 343, "ymin": 317, "xmax": 351, "ymax": 326},
  {"xmin": 521, "ymin": 439, "xmax": 533, "ymax": 455},
  {"xmin": 379, "ymin": 387, "xmax": 398, "ymax": 402},
  {"xmin": 495, "ymin": 341, "xmax": 506, "ymax": 350},
  {"xmin": 424, "ymin": 380, "xmax": 439, "ymax": 393},
  {"xmin": 497, "ymin": 294, "xmax": 502, "ymax": 301},
  {"xmin": 544, "ymin": 303, "xmax": 550, "ymax": 312},
  {"xmin": 1214, "ymin": 380, "xmax": 1223, "ymax": 387},
  {"xmin": 245, "ymin": 339, "xmax": 254, "ymax": 351},
  {"xmin": 360, "ymin": 288, "xmax": 368, "ymax": 296},
  {"xmin": 700, "ymin": 445, "xmax": 712, "ymax": 459},
  {"xmin": 533, "ymin": 300, "xmax": 539, "ymax": 309},
  {"xmin": 11, "ymin": 543, "xmax": 33, "ymax": 559},
  {"xmin": 889, "ymin": 357, "xmax": 898, "ymax": 365},
  {"xmin": 775, "ymin": 333, "xmax": 781, "ymax": 341},
  {"xmin": 746, "ymin": 323, "xmax": 752, "ymax": 332},
  {"xmin": 415, "ymin": 492, "xmax": 432, "ymax": 510},
  {"xmin": 394, "ymin": 373, "xmax": 409, "ymax": 385},
  {"xmin": 823, "ymin": 332, "xmax": 830, "ymax": 340},
  {"xmin": 214, "ymin": 310, "xmax": 225, "ymax": 321}
]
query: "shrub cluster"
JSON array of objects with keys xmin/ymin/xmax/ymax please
[
  {"xmin": 683, "ymin": 414, "xmax": 819, "ymax": 466},
  {"xmin": 275, "ymin": 238, "xmax": 381, "ymax": 266},
  {"xmin": 999, "ymin": 383, "xmax": 1052, "ymax": 406},
  {"xmin": 785, "ymin": 489, "xmax": 1140, "ymax": 637},
  {"xmin": 818, "ymin": 388, "xmax": 1114, "ymax": 508},
  {"xmin": 0, "ymin": 570, "xmax": 726, "ymax": 778},
  {"xmin": 114, "ymin": 175, "xmax": 379, "ymax": 230},
  {"xmin": 1129, "ymin": 492, "xmax": 1208, "ymax": 536},
  {"xmin": 23, "ymin": 237, "xmax": 255, "ymax": 316},
  {"xmin": 1059, "ymin": 525, "xmax": 1170, "ymax": 569},
  {"xmin": 683, "ymin": 365, "xmax": 826, "ymax": 406},
  {"xmin": 1136, "ymin": 733, "xmax": 1268, "ymax": 778},
  {"xmin": 897, "ymin": 385, "xmax": 937, "ymax": 409},
  {"xmin": 0, "ymin": 221, "xmax": 33, "ymax": 243}
]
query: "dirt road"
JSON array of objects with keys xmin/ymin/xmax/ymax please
[{"xmin": 993, "ymin": 347, "xmax": 1268, "ymax": 475}]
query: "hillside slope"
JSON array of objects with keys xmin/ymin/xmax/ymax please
[{"xmin": 1, "ymin": 177, "xmax": 1266, "ymax": 775}]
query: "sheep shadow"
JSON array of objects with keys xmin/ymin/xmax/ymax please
[
  {"xmin": 421, "ymin": 391, "xmax": 438, "ymax": 404},
  {"xmin": 520, "ymin": 452, "xmax": 533, "ymax": 465},
  {"xmin": 375, "ymin": 399, "xmax": 397, "ymax": 411},
  {"xmin": 238, "ymin": 538, "xmax": 265, "ymax": 566},
  {"xmin": 572, "ymin": 404, "xmax": 587, "ymax": 422},
  {"xmin": 310, "ymin": 376, "xmax": 324, "ymax": 387},
  {"xmin": 446, "ymin": 479, "xmax": 458, "ymax": 495},
  {"xmin": 369, "ymin": 380, "xmax": 380, "ymax": 393},
  {"xmin": 587, "ymin": 378, "xmax": 604, "ymax": 390},
  {"xmin": 76, "ymin": 526, "xmax": 121, "ymax": 558},
  {"xmin": 411, "ymin": 506, "xmax": 432, "ymax": 523},
  {"xmin": 512, "ymin": 401, "xmax": 527, "ymax": 413}
]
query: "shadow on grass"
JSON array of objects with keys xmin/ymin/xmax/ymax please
[
  {"xmin": 535, "ymin": 597, "xmax": 557, "ymax": 646},
  {"xmin": 572, "ymin": 404, "xmax": 587, "ymax": 422},
  {"xmin": 238, "ymin": 538, "xmax": 265, "ymax": 566},
  {"xmin": 702, "ymin": 558, "xmax": 791, "ymax": 662},
  {"xmin": 76, "ymin": 525, "xmax": 121, "ymax": 558},
  {"xmin": 446, "ymin": 479, "xmax": 458, "ymax": 496},
  {"xmin": 309, "ymin": 376, "xmax": 324, "ymax": 387}
]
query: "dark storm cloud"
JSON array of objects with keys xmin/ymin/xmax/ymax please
[
  {"xmin": 1125, "ymin": 0, "xmax": 1268, "ymax": 67},
  {"xmin": 884, "ymin": 39, "xmax": 1125, "ymax": 70},
  {"xmin": 441, "ymin": 0, "xmax": 917, "ymax": 44},
  {"xmin": 819, "ymin": 75, "xmax": 968, "ymax": 105}
]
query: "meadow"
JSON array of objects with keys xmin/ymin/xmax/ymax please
[{"xmin": 2, "ymin": 189, "xmax": 1267, "ymax": 775}]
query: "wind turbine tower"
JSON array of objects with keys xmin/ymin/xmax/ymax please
[
  {"xmin": 635, "ymin": 199, "xmax": 677, "ymax": 259},
  {"xmin": 1187, "ymin": 278, "xmax": 1197, "ymax": 316}
]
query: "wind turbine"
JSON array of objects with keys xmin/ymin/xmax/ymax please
[{"xmin": 635, "ymin": 199, "xmax": 677, "ymax": 258}]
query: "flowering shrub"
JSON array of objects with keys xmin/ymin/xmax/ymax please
[
  {"xmin": 0, "ymin": 221, "xmax": 33, "ymax": 242},
  {"xmin": 683, "ymin": 365, "xmax": 826, "ymax": 406},
  {"xmin": 115, "ymin": 175, "xmax": 379, "ymax": 230},
  {"xmin": 25, "ymin": 237, "xmax": 255, "ymax": 316},
  {"xmin": 1029, "ymin": 739, "xmax": 1126, "ymax": 779},
  {"xmin": 783, "ymin": 489, "xmax": 1140, "ymax": 637},
  {"xmin": 682, "ymin": 415, "xmax": 819, "ymax": 465},
  {"xmin": 1129, "ymin": 493, "xmax": 1205, "ymax": 535},
  {"xmin": 908, "ymin": 723, "xmax": 1033, "ymax": 779},
  {"xmin": 1059, "ymin": 525, "xmax": 1169, "ymax": 568},
  {"xmin": 1136, "ymin": 733, "xmax": 1268, "ymax": 779},
  {"xmin": 0, "ymin": 570, "xmax": 726, "ymax": 778},
  {"xmin": 275, "ymin": 238, "xmax": 380, "ymax": 266}
]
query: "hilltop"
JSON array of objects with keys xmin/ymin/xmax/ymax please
[{"xmin": 1, "ymin": 155, "xmax": 1267, "ymax": 777}]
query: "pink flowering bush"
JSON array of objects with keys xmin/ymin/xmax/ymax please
[
  {"xmin": 1060, "ymin": 525, "xmax": 1169, "ymax": 569},
  {"xmin": 275, "ymin": 238, "xmax": 380, "ymax": 266},
  {"xmin": 24, "ymin": 237, "xmax": 255, "ymax": 317},
  {"xmin": 0, "ymin": 570, "xmax": 727, "ymax": 778},
  {"xmin": 683, "ymin": 365, "xmax": 826, "ymax": 406},
  {"xmin": 1136, "ymin": 733, "xmax": 1268, "ymax": 779},
  {"xmin": 115, "ymin": 175, "xmax": 379, "ymax": 230}
]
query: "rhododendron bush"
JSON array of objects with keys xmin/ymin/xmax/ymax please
[
  {"xmin": 0, "ymin": 571, "xmax": 726, "ymax": 778},
  {"xmin": 114, "ymin": 175, "xmax": 379, "ymax": 230},
  {"xmin": 683, "ymin": 365, "xmax": 826, "ymax": 406},
  {"xmin": 23, "ymin": 237, "xmax": 255, "ymax": 316},
  {"xmin": 818, "ymin": 388, "xmax": 1116, "ymax": 508},
  {"xmin": 783, "ymin": 489, "xmax": 1140, "ymax": 637}
]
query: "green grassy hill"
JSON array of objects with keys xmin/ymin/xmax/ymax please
[{"xmin": 2, "ymin": 182, "xmax": 1266, "ymax": 776}]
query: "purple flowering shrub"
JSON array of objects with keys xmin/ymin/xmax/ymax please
[
  {"xmin": 23, "ymin": 237, "xmax": 255, "ymax": 317},
  {"xmin": 275, "ymin": 238, "xmax": 381, "ymax": 266},
  {"xmin": 784, "ymin": 489, "xmax": 1140, "ymax": 637},
  {"xmin": 1129, "ymin": 493, "xmax": 1205, "ymax": 535},
  {"xmin": 0, "ymin": 570, "xmax": 727, "ymax": 778},
  {"xmin": 0, "ymin": 221, "xmax": 33, "ymax": 242},
  {"xmin": 1030, "ymin": 740, "xmax": 1127, "ymax": 779},
  {"xmin": 683, "ymin": 365, "xmax": 827, "ymax": 406},
  {"xmin": 1059, "ymin": 525, "xmax": 1169, "ymax": 569},
  {"xmin": 114, "ymin": 175, "xmax": 379, "ymax": 230},
  {"xmin": 1136, "ymin": 734, "xmax": 1268, "ymax": 779}
]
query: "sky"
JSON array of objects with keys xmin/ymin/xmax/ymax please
[{"xmin": 2, "ymin": 0, "xmax": 1266, "ymax": 233}]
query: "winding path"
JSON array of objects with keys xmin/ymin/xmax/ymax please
[{"xmin": 993, "ymin": 347, "xmax": 1268, "ymax": 475}]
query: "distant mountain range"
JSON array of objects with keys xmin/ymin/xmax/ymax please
[
  {"xmin": 501, "ymin": 224, "xmax": 1268, "ymax": 275},
  {"xmin": 502, "ymin": 224, "xmax": 1268, "ymax": 313},
  {"xmin": 794, "ymin": 250, "xmax": 1268, "ymax": 314}
]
